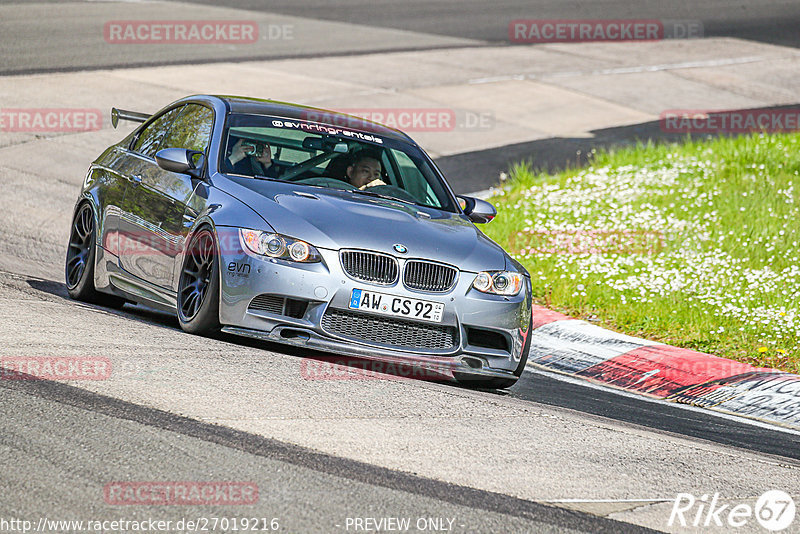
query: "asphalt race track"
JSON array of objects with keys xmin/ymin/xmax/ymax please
[
  {"xmin": 1, "ymin": 1, "xmax": 800, "ymax": 533},
  {"xmin": 0, "ymin": 373, "xmax": 635, "ymax": 534},
  {"xmin": 191, "ymin": 0, "xmax": 800, "ymax": 48},
  {"xmin": 3, "ymin": 0, "xmax": 800, "ymax": 74}
]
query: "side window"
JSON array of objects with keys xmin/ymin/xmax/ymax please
[
  {"xmin": 160, "ymin": 104, "xmax": 214, "ymax": 154},
  {"xmin": 381, "ymin": 151, "xmax": 397, "ymax": 185},
  {"xmin": 132, "ymin": 106, "xmax": 183, "ymax": 158},
  {"xmin": 391, "ymin": 148, "xmax": 436, "ymax": 205}
]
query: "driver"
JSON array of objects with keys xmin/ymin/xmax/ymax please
[
  {"xmin": 345, "ymin": 152, "xmax": 386, "ymax": 190},
  {"xmin": 226, "ymin": 138, "xmax": 279, "ymax": 177}
]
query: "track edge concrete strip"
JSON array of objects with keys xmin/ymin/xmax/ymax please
[{"xmin": 527, "ymin": 306, "xmax": 800, "ymax": 431}]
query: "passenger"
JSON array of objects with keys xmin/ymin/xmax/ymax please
[
  {"xmin": 226, "ymin": 138, "xmax": 279, "ymax": 177},
  {"xmin": 345, "ymin": 152, "xmax": 386, "ymax": 189}
]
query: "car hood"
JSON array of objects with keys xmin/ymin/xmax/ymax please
[{"xmin": 221, "ymin": 178, "xmax": 508, "ymax": 272}]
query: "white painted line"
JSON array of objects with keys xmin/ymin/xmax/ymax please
[
  {"xmin": 468, "ymin": 54, "xmax": 800, "ymax": 84},
  {"xmin": 544, "ymin": 498, "xmax": 674, "ymax": 503},
  {"xmin": 468, "ymin": 74, "xmax": 527, "ymax": 84},
  {"xmin": 581, "ymin": 55, "xmax": 796, "ymax": 76}
]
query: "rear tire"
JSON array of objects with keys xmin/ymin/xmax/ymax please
[
  {"xmin": 177, "ymin": 228, "xmax": 220, "ymax": 335},
  {"xmin": 65, "ymin": 202, "xmax": 126, "ymax": 309},
  {"xmin": 455, "ymin": 316, "xmax": 532, "ymax": 390}
]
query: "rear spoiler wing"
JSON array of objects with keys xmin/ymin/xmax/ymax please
[{"xmin": 111, "ymin": 107, "xmax": 150, "ymax": 128}]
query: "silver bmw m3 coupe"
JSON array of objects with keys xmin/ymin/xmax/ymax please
[{"xmin": 65, "ymin": 95, "xmax": 532, "ymax": 388}]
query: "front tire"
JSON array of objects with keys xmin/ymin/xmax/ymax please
[
  {"xmin": 177, "ymin": 228, "xmax": 220, "ymax": 335},
  {"xmin": 65, "ymin": 202, "xmax": 126, "ymax": 308}
]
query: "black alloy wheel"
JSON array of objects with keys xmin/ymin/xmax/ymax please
[
  {"xmin": 65, "ymin": 202, "xmax": 126, "ymax": 308},
  {"xmin": 177, "ymin": 228, "xmax": 220, "ymax": 334}
]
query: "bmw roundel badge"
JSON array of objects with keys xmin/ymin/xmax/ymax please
[{"xmin": 393, "ymin": 243, "xmax": 408, "ymax": 254}]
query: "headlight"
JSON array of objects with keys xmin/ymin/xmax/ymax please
[
  {"xmin": 239, "ymin": 229, "xmax": 321, "ymax": 263},
  {"xmin": 472, "ymin": 271, "xmax": 524, "ymax": 296}
]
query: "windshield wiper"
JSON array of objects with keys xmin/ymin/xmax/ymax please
[
  {"xmin": 347, "ymin": 188, "xmax": 420, "ymax": 207},
  {"xmin": 227, "ymin": 172, "xmax": 280, "ymax": 182}
]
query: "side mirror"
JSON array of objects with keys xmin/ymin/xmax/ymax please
[
  {"xmin": 457, "ymin": 195, "xmax": 496, "ymax": 224},
  {"xmin": 155, "ymin": 148, "xmax": 204, "ymax": 179}
]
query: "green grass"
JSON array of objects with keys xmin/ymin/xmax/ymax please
[{"xmin": 485, "ymin": 133, "xmax": 799, "ymax": 372}]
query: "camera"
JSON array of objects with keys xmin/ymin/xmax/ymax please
[{"xmin": 241, "ymin": 141, "xmax": 263, "ymax": 157}]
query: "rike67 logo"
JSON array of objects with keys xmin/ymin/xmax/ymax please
[{"xmin": 669, "ymin": 490, "xmax": 796, "ymax": 531}]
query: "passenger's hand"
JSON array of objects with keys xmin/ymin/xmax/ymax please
[{"xmin": 228, "ymin": 139, "xmax": 246, "ymax": 165}]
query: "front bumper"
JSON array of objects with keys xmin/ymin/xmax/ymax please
[{"xmin": 217, "ymin": 228, "xmax": 532, "ymax": 378}]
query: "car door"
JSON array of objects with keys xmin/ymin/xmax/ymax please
[
  {"xmin": 117, "ymin": 105, "xmax": 184, "ymax": 287},
  {"xmin": 88, "ymin": 146, "xmax": 138, "ymax": 261},
  {"xmin": 119, "ymin": 104, "xmax": 214, "ymax": 291},
  {"xmin": 149, "ymin": 103, "xmax": 215, "ymax": 292}
]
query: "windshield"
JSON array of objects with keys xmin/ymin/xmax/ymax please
[{"xmin": 220, "ymin": 113, "xmax": 457, "ymax": 211}]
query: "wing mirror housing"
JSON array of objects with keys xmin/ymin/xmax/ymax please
[
  {"xmin": 457, "ymin": 195, "xmax": 496, "ymax": 224},
  {"xmin": 155, "ymin": 148, "xmax": 204, "ymax": 179}
]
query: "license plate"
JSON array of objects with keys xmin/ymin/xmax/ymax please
[{"xmin": 349, "ymin": 289, "xmax": 444, "ymax": 323}]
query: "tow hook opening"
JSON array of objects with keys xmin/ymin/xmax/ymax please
[
  {"xmin": 461, "ymin": 356, "xmax": 484, "ymax": 370},
  {"xmin": 280, "ymin": 328, "xmax": 310, "ymax": 341}
]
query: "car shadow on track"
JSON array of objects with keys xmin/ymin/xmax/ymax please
[
  {"xmin": 213, "ymin": 331, "xmax": 511, "ymax": 394},
  {"xmin": 26, "ymin": 277, "xmax": 508, "ymax": 392},
  {"xmin": 28, "ymin": 277, "xmax": 182, "ymax": 329},
  {"xmin": 26, "ymin": 278, "xmax": 69, "ymax": 299}
]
